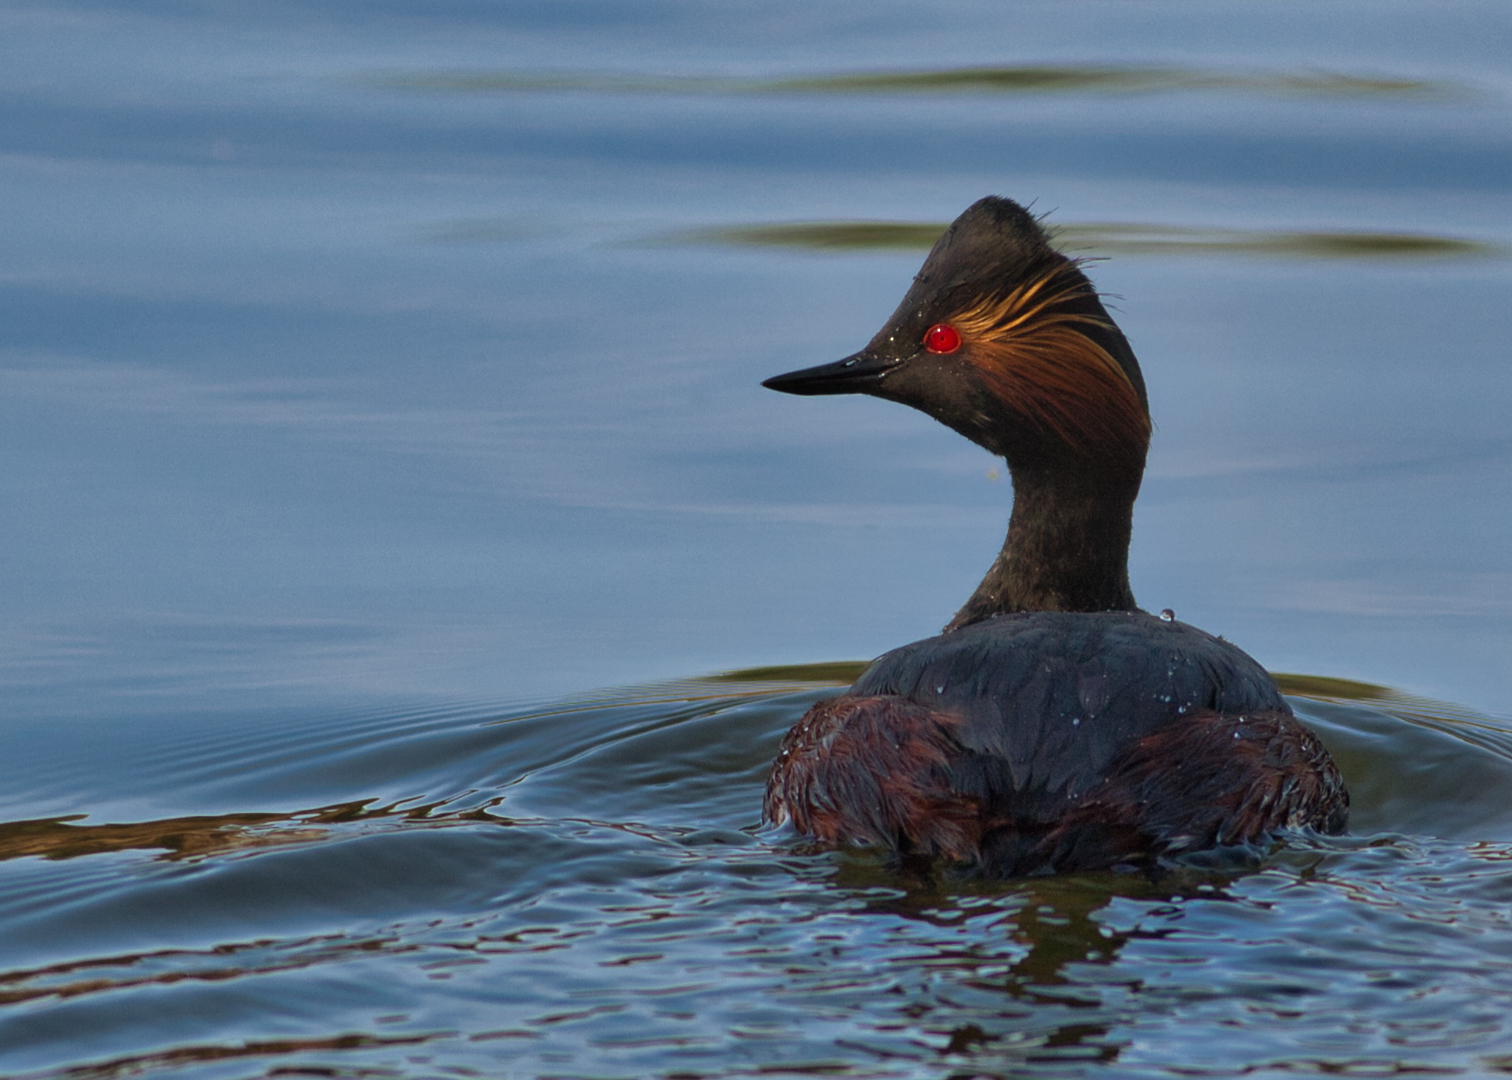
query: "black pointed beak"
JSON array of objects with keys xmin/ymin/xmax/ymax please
[{"xmin": 762, "ymin": 350, "xmax": 901, "ymax": 396}]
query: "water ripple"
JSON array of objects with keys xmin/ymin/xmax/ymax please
[{"xmin": 5, "ymin": 674, "xmax": 1512, "ymax": 1078}]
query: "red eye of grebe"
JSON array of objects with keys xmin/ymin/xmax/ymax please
[{"xmin": 923, "ymin": 323, "xmax": 962, "ymax": 354}]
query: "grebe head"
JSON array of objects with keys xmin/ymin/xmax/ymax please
[
  {"xmin": 764, "ymin": 196, "xmax": 1151, "ymax": 483},
  {"xmin": 765, "ymin": 197, "xmax": 1156, "ymax": 621}
]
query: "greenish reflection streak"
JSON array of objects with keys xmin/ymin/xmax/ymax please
[
  {"xmin": 670, "ymin": 221, "xmax": 1503, "ymax": 261},
  {"xmin": 709, "ymin": 660, "xmax": 870, "ymax": 684},
  {"xmin": 766, "ymin": 66, "xmax": 1444, "ymax": 99},
  {"xmin": 360, "ymin": 65, "xmax": 1459, "ymax": 101}
]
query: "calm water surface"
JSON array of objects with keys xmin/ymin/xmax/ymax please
[{"xmin": 3, "ymin": 2, "xmax": 1511, "ymax": 1076}]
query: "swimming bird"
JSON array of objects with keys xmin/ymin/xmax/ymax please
[{"xmin": 762, "ymin": 197, "xmax": 1347, "ymax": 876}]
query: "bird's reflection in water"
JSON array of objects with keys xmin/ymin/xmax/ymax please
[{"xmin": 825, "ymin": 854, "xmax": 1268, "ymax": 1067}]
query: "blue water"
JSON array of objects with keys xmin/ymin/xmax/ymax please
[{"xmin": 3, "ymin": 2, "xmax": 1512, "ymax": 1076}]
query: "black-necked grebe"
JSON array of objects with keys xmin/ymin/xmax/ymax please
[{"xmin": 762, "ymin": 196, "xmax": 1347, "ymax": 876}]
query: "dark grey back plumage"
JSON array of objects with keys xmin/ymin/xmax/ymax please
[{"xmin": 852, "ymin": 611, "xmax": 1287, "ymax": 802}]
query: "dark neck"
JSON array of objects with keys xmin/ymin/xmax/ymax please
[{"xmin": 945, "ymin": 462, "xmax": 1140, "ymax": 631}]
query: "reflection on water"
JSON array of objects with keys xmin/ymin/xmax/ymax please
[
  {"xmin": 367, "ymin": 64, "xmax": 1459, "ymax": 100},
  {"xmin": 668, "ymin": 219, "xmax": 1504, "ymax": 259},
  {"xmin": 5, "ymin": 673, "xmax": 1512, "ymax": 1078},
  {"xmin": 0, "ymin": 798, "xmax": 504, "ymax": 865}
]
